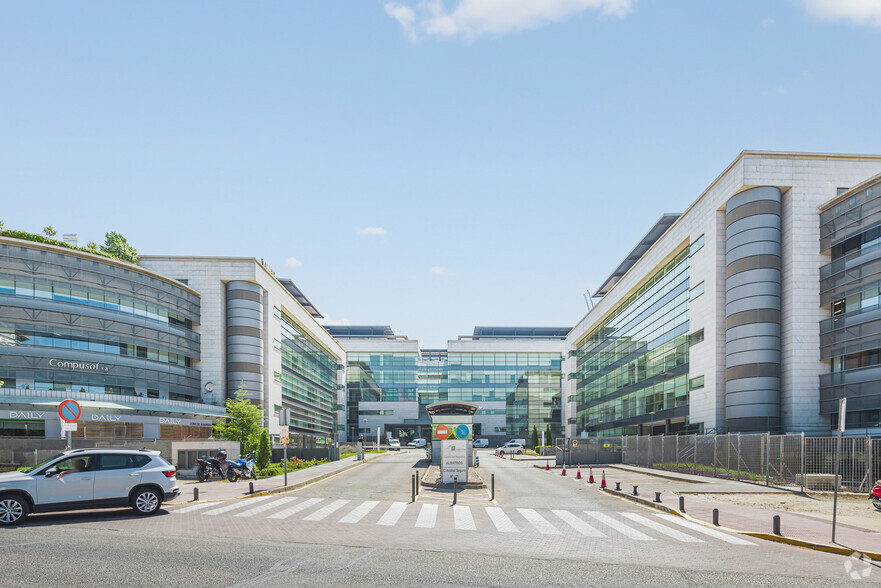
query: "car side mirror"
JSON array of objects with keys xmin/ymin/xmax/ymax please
[{"xmin": 45, "ymin": 468, "xmax": 58, "ymax": 477}]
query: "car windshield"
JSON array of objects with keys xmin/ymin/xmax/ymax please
[{"xmin": 20, "ymin": 453, "xmax": 65, "ymax": 473}]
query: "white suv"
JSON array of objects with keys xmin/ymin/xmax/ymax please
[{"xmin": 0, "ymin": 448, "xmax": 180, "ymax": 526}]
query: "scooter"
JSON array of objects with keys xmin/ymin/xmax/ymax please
[{"xmin": 871, "ymin": 480, "xmax": 881, "ymax": 511}]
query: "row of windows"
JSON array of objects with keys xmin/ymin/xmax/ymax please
[
  {"xmin": 831, "ymin": 223, "xmax": 881, "ymax": 261},
  {"xmin": 448, "ymin": 353, "xmax": 563, "ymax": 368},
  {"xmin": 0, "ymin": 274, "xmax": 194, "ymax": 330},
  {"xmin": 830, "ymin": 348, "xmax": 881, "ymax": 373},
  {"xmin": 0, "ymin": 326, "xmax": 194, "ymax": 367},
  {"xmin": 4, "ymin": 379, "xmax": 191, "ymax": 401},
  {"xmin": 831, "ymin": 281, "xmax": 881, "ymax": 317},
  {"xmin": 346, "ymin": 352, "xmax": 418, "ymax": 367},
  {"xmin": 575, "ymin": 374, "xmax": 689, "ymax": 429}
]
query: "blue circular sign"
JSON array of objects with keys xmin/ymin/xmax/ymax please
[{"xmin": 455, "ymin": 424, "xmax": 470, "ymax": 439}]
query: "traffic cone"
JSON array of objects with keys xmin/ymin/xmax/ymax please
[
  {"xmin": 546, "ymin": 460, "xmax": 550, "ymax": 471},
  {"xmin": 600, "ymin": 470, "xmax": 607, "ymax": 488},
  {"xmin": 589, "ymin": 466, "xmax": 595, "ymax": 484},
  {"xmin": 576, "ymin": 464, "xmax": 582, "ymax": 480},
  {"xmin": 561, "ymin": 463, "xmax": 567, "ymax": 476}
]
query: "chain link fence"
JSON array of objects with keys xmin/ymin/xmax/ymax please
[{"xmin": 618, "ymin": 434, "xmax": 880, "ymax": 493}]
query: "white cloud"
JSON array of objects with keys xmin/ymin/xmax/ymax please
[
  {"xmin": 431, "ymin": 265, "xmax": 455, "ymax": 277},
  {"xmin": 760, "ymin": 17, "xmax": 775, "ymax": 28},
  {"xmin": 384, "ymin": 0, "xmax": 633, "ymax": 41},
  {"xmin": 320, "ymin": 315, "xmax": 351, "ymax": 327},
  {"xmin": 800, "ymin": 0, "xmax": 881, "ymax": 26},
  {"xmin": 357, "ymin": 226, "xmax": 386, "ymax": 236},
  {"xmin": 763, "ymin": 84, "xmax": 786, "ymax": 96},
  {"xmin": 285, "ymin": 257, "xmax": 303, "ymax": 268}
]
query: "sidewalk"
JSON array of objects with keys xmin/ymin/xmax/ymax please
[
  {"xmin": 172, "ymin": 452, "xmax": 386, "ymax": 502},
  {"xmin": 598, "ymin": 466, "xmax": 881, "ymax": 560}
]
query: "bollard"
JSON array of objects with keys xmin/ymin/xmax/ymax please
[
  {"xmin": 654, "ymin": 491, "xmax": 662, "ymax": 503},
  {"xmin": 412, "ymin": 474, "xmax": 416, "ymax": 503},
  {"xmin": 453, "ymin": 476, "xmax": 458, "ymax": 505},
  {"xmin": 615, "ymin": 481, "xmax": 621, "ymax": 491},
  {"xmin": 712, "ymin": 508, "xmax": 719, "ymax": 526},
  {"xmin": 773, "ymin": 514, "xmax": 781, "ymax": 535},
  {"xmin": 491, "ymin": 473, "xmax": 495, "ymax": 501},
  {"xmin": 679, "ymin": 496, "xmax": 685, "ymax": 512},
  {"xmin": 632, "ymin": 485, "xmax": 639, "ymax": 496},
  {"xmin": 416, "ymin": 471, "xmax": 420, "ymax": 495},
  {"xmin": 249, "ymin": 481, "xmax": 254, "ymax": 494},
  {"xmin": 193, "ymin": 487, "xmax": 199, "ymax": 501}
]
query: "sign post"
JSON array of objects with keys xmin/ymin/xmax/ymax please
[
  {"xmin": 441, "ymin": 440, "xmax": 467, "ymax": 484},
  {"xmin": 58, "ymin": 399, "xmax": 82, "ymax": 450},
  {"xmin": 832, "ymin": 397, "xmax": 846, "ymax": 543},
  {"xmin": 279, "ymin": 409, "xmax": 291, "ymax": 487}
]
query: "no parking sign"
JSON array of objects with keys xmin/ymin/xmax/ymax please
[{"xmin": 58, "ymin": 399, "xmax": 82, "ymax": 423}]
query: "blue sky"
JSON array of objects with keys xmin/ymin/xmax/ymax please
[{"xmin": 1, "ymin": 1, "xmax": 880, "ymax": 347}]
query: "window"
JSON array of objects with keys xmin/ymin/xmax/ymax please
[
  {"xmin": 688, "ymin": 329, "xmax": 704, "ymax": 346},
  {"xmin": 688, "ymin": 375, "xmax": 704, "ymax": 390},
  {"xmin": 689, "ymin": 235, "xmax": 705, "ymax": 256},
  {"xmin": 97, "ymin": 454, "xmax": 151, "ymax": 470},
  {"xmin": 689, "ymin": 282, "xmax": 705, "ymax": 301}
]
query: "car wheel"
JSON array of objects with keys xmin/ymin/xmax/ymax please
[
  {"xmin": 131, "ymin": 488, "xmax": 162, "ymax": 515},
  {"xmin": 0, "ymin": 495, "xmax": 28, "ymax": 526},
  {"xmin": 517, "ymin": 450, "xmax": 523, "ymax": 455}
]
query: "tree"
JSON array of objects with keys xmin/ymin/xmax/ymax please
[
  {"xmin": 256, "ymin": 428, "xmax": 271, "ymax": 470},
  {"xmin": 545, "ymin": 423, "xmax": 553, "ymax": 446},
  {"xmin": 86, "ymin": 241, "xmax": 99, "ymax": 252},
  {"xmin": 43, "ymin": 226, "xmax": 57, "ymax": 237},
  {"xmin": 100, "ymin": 231, "xmax": 139, "ymax": 263},
  {"xmin": 0, "ymin": 220, "xmax": 4, "ymax": 230},
  {"xmin": 531, "ymin": 424, "xmax": 540, "ymax": 449},
  {"xmin": 214, "ymin": 381, "xmax": 264, "ymax": 454}
]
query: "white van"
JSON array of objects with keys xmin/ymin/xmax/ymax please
[
  {"xmin": 407, "ymin": 438, "xmax": 427, "ymax": 448},
  {"xmin": 507, "ymin": 438, "xmax": 527, "ymax": 446},
  {"xmin": 473, "ymin": 439, "xmax": 489, "ymax": 448}
]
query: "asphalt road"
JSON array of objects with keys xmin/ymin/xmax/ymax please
[{"xmin": 0, "ymin": 449, "xmax": 874, "ymax": 587}]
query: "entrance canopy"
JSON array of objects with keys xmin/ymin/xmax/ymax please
[{"xmin": 425, "ymin": 401, "xmax": 479, "ymax": 417}]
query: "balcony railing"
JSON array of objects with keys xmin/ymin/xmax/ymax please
[{"xmin": 0, "ymin": 387, "xmax": 226, "ymax": 416}]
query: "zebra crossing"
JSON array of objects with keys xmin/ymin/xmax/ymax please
[{"xmin": 170, "ymin": 496, "xmax": 756, "ymax": 546}]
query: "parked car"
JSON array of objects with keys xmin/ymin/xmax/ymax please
[
  {"xmin": 388, "ymin": 439, "xmax": 401, "ymax": 451},
  {"xmin": 407, "ymin": 438, "xmax": 427, "ymax": 448},
  {"xmin": 495, "ymin": 442, "xmax": 525, "ymax": 456},
  {"xmin": 0, "ymin": 448, "xmax": 180, "ymax": 526},
  {"xmin": 506, "ymin": 438, "xmax": 527, "ymax": 446},
  {"xmin": 473, "ymin": 439, "xmax": 489, "ymax": 448}
]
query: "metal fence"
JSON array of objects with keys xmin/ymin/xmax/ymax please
[{"xmin": 619, "ymin": 434, "xmax": 880, "ymax": 493}]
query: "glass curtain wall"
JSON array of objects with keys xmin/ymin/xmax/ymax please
[
  {"xmin": 345, "ymin": 351, "xmax": 418, "ymax": 439},
  {"xmin": 447, "ymin": 352, "xmax": 563, "ymax": 438},
  {"xmin": 275, "ymin": 308, "xmax": 341, "ymax": 436},
  {"xmin": 572, "ymin": 247, "xmax": 690, "ymax": 436}
]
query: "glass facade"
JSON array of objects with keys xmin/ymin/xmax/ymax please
[
  {"xmin": 345, "ymin": 351, "xmax": 418, "ymax": 439},
  {"xmin": 0, "ymin": 240, "xmax": 201, "ymax": 400},
  {"xmin": 572, "ymin": 247, "xmax": 690, "ymax": 436},
  {"xmin": 447, "ymin": 352, "xmax": 563, "ymax": 439},
  {"xmin": 819, "ymin": 177, "xmax": 881, "ymax": 430},
  {"xmin": 274, "ymin": 307, "xmax": 341, "ymax": 436}
]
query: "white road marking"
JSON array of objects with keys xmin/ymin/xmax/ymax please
[
  {"xmin": 376, "ymin": 502, "xmax": 408, "ymax": 526},
  {"xmin": 517, "ymin": 508, "xmax": 561, "ymax": 535},
  {"xmin": 338, "ymin": 501, "xmax": 379, "ymax": 524},
  {"xmin": 485, "ymin": 507, "xmax": 519, "ymax": 533},
  {"xmin": 172, "ymin": 502, "xmax": 221, "ymax": 514},
  {"xmin": 551, "ymin": 510, "xmax": 605, "ymax": 537},
  {"xmin": 202, "ymin": 496, "xmax": 273, "ymax": 516},
  {"xmin": 235, "ymin": 497, "xmax": 298, "ymax": 518},
  {"xmin": 415, "ymin": 504, "xmax": 438, "ymax": 529},
  {"xmin": 453, "ymin": 505, "xmax": 476, "ymax": 530},
  {"xmin": 268, "ymin": 498, "xmax": 323, "ymax": 520},
  {"xmin": 303, "ymin": 499, "xmax": 351, "ymax": 521},
  {"xmin": 619, "ymin": 512, "xmax": 703, "ymax": 542},
  {"xmin": 655, "ymin": 514, "xmax": 756, "ymax": 545},
  {"xmin": 582, "ymin": 511, "xmax": 655, "ymax": 540}
]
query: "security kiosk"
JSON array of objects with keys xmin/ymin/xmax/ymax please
[{"xmin": 426, "ymin": 401, "xmax": 479, "ymax": 482}]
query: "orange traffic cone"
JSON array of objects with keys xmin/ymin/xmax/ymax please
[
  {"xmin": 576, "ymin": 464, "xmax": 582, "ymax": 480},
  {"xmin": 589, "ymin": 466, "xmax": 595, "ymax": 484},
  {"xmin": 600, "ymin": 470, "xmax": 607, "ymax": 488},
  {"xmin": 561, "ymin": 463, "xmax": 567, "ymax": 476}
]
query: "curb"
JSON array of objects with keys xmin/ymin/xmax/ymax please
[{"xmin": 599, "ymin": 487, "xmax": 881, "ymax": 562}]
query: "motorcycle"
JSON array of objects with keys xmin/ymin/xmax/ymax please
[
  {"xmin": 195, "ymin": 450, "xmax": 227, "ymax": 483},
  {"xmin": 871, "ymin": 480, "xmax": 881, "ymax": 511},
  {"xmin": 227, "ymin": 453, "xmax": 257, "ymax": 482}
]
